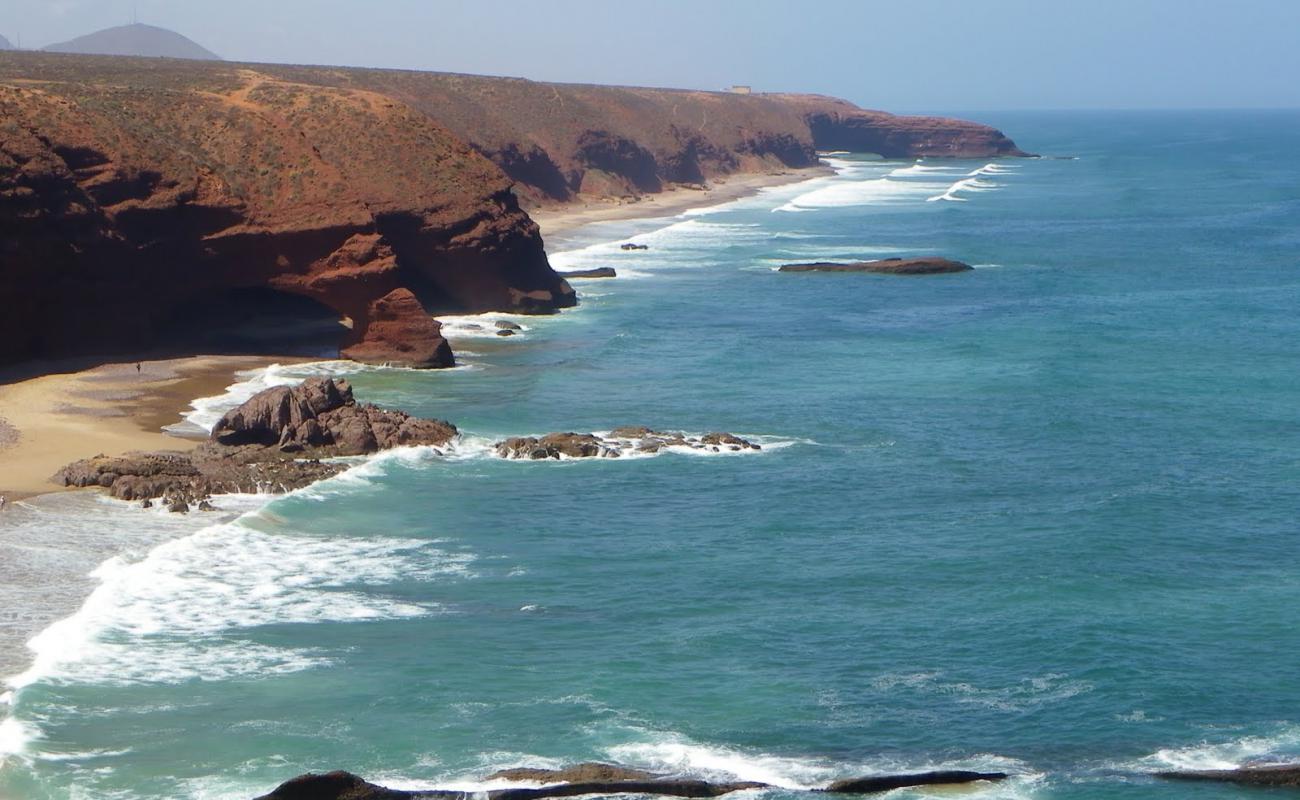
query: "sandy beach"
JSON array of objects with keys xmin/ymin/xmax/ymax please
[
  {"xmin": 528, "ymin": 166, "xmax": 833, "ymax": 238},
  {"xmin": 0, "ymin": 355, "xmax": 293, "ymax": 502}
]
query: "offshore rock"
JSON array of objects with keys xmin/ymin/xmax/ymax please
[
  {"xmin": 822, "ymin": 771, "xmax": 1009, "ymax": 793},
  {"xmin": 494, "ymin": 429, "xmax": 760, "ymax": 459},
  {"xmin": 55, "ymin": 378, "xmax": 456, "ymax": 504},
  {"xmin": 780, "ymin": 258, "xmax": 973, "ymax": 275},
  {"xmin": 1155, "ymin": 765, "xmax": 1300, "ymax": 787},
  {"xmin": 557, "ymin": 268, "xmax": 617, "ymax": 279}
]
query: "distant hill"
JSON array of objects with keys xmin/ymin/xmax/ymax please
[
  {"xmin": 0, "ymin": 34, "xmax": 13, "ymax": 51},
  {"xmin": 43, "ymin": 23, "xmax": 219, "ymax": 60}
]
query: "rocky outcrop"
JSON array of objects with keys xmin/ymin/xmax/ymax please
[
  {"xmin": 557, "ymin": 268, "xmax": 617, "ymax": 279},
  {"xmin": 0, "ymin": 53, "xmax": 573, "ymax": 369},
  {"xmin": 822, "ymin": 771, "xmax": 1008, "ymax": 792},
  {"xmin": 1155, "ymin": 765, "xmax": 1300, "ymax": 787},
  {"xmin": 494, "ymin": 429, "xmax": 760, "ymax": 459},
  {"xmin": 54, "ymin": 378, "xmax": 456, "ymax": 505},
  {"xmin": 253, "ymin": 767, "xmax": 1011, "ymax": 800},
  {"xmin": 780, "ymin": 258, "xmax": 973, "ymax": 275}
]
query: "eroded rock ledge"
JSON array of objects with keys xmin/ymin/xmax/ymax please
[
  {"xmin": 780, "ymin": 258, "xmax": 973, "ymax": 275},
  {"xmin": 54, "ymin": 377, "xmax": 456, "ymax": 509},
  {"xmin": 253, "ymin": 764, "xmax": 1009, "ymax": 800}
]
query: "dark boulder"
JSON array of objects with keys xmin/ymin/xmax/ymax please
[
  {"xmin": 779, "ymin": 257, "xmax": 972, "ymax": 275},
  {"xmin": 495, "ymin": 321, "xmax": 523, "ymax": 331},
  {"xmin": 253, "ymin": 770, "xmax": 438, "ymax": 800},
  {"xmin": 620, "ymin": 243, "xmax": 649, "ymax": 251}
]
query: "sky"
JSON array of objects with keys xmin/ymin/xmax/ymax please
[{"xmin": 2, "ymin": 0, "xmax": 1298, "ymax": 111}]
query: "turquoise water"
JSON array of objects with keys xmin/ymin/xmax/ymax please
[{"xmin": 3, "ymin": 110, "xmax": 1300, "ymax": 799}]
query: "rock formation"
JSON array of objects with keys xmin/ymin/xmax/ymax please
[
  {"xmin": 494, "ymin": 429, "xmax": 760, "ymax": 459},
  {"xmin": 1155, "ymin": 765, "xmax": 1300, "ymax": 787},
  {"xmin": 54, "ymin": 378, "xmax": 456, "ymax": 505},
  {"xmin": 780, "ymin": 258, "xmax": 973, "ymax": 275},
  {"xmin": 253, "ymin": 766, "xmax": 1010, "ymax": 800}
]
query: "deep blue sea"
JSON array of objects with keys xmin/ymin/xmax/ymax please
[{"xmin": 3, "ymin": 110, "xmax": 1300, "ymax": 800}]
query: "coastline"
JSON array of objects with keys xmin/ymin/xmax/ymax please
[
  {"xmin": 0, "ymin": 355, "xmax": 300, "ymax": 502},
  {"xmin": 529, "ymin": 166, "xmax": 834, "ymax": 239}
]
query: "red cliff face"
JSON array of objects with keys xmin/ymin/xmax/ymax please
[
  {"xmin": 0, "ymin": 55, "xmax": 573, "ymax": 368},
  {"xmin": 0, "ymin": 54, "xmax": 1027, "ymax": 369}
]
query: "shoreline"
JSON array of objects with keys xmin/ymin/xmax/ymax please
[
  {"xmin": 0, "ymin": 355, "xmax": 301, "ymax": 502},
  {"xmin": 0, "ymin": 166, "xmax": 827, "ymax": 750},
  {"xmin": 529, "ymin": 165, "xmax": 834, "ymax": 239}
]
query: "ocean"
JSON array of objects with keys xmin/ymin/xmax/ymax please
[{"xmin": 2, "ymin": 110, "xmax": 1299, "ymax": 799}]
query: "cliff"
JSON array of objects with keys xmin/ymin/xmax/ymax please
[
  {"xmin": 0, "ymin": 52, "xmax": 1027, "ymax": 369},
  {"xmin": 0, "ymin": 53, "xmax": 574, "ymax": 368},
  {"xmin": 262, "ymin": 67, "xmax": 1029, "ymax": 204}
]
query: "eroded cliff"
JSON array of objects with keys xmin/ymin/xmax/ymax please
[{"xmin": 0, "ymin": 54, "xmax": 574, "ymax": 367}]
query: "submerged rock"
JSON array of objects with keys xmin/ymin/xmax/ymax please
[
  {"xmin": 1155, "ymin": 765, "xmax": 1300, "ymax": 787},
  {"xmin": 779, "ymin": 257, "xmax": 972, "ymax": 275},
  {"xmin": 493, "ymin": 429, "xmax": 760, "ymax": 460}
]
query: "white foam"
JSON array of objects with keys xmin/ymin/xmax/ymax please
[
  {"xmin": 445, "ymin": 432, "xmax": 803, "ymax": 464},
  {"xmin": 927, "ymin": 177, "xmax": 999, "ymax": 203},
  {"xmin": 1128, "ymin": 726, "xmax": 1300, "ymax": 772},
  {"xmin": 889, "ymin": 161, "xmax": 964, "ymax": 177},
  {"xmin": 777, "ymin": 178, "xmax": 942, "ymax": 212}
]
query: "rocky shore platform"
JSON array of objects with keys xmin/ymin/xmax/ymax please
[
  {"xmin": 254, "ymin": 763, "xmax": 1010, "ymax": 800},
  {"xmin": 779, "ymin": 258, "xmax": 973, "ymax": 275}
]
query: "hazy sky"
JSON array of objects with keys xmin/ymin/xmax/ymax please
[{"xmin": 3, "ymin": 0, "xmax": 1298, "ymax": 111}]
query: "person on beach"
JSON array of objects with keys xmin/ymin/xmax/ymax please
[{"xmin": 136, "ymin": 362, "xmax": 142, "ymax": 375}]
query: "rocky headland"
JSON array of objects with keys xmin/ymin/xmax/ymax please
[
  {"xmin": 780, "ymin": 257, "xmax": 973, "ymax": 275},
  {"xmin": 253, "ymin": 764, "xmax": 1010, "ymax": 800},
  {"xmin": 1, "ymin": 51, "xmax": 1026, "ymax": 372}
]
